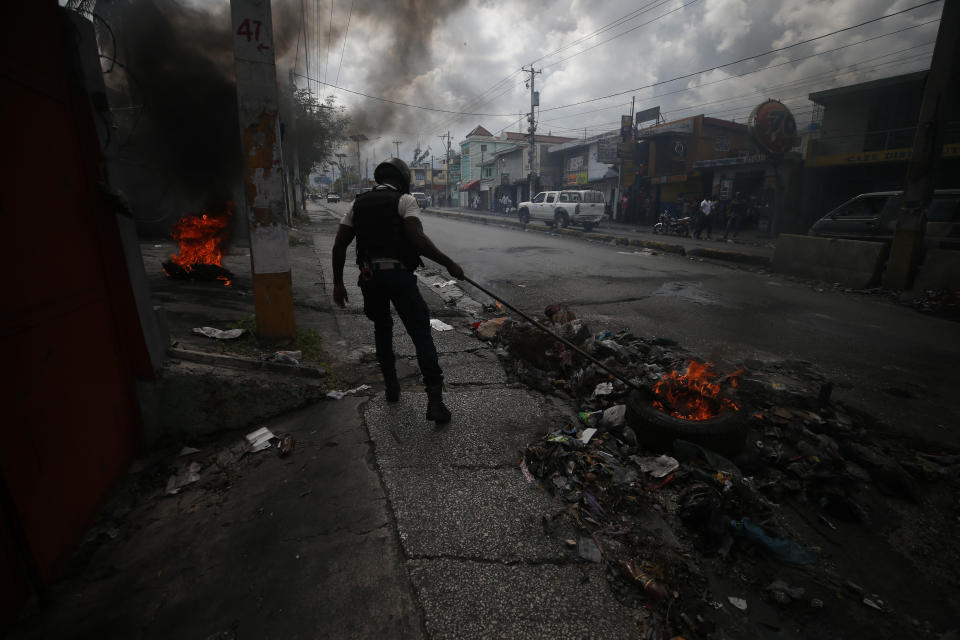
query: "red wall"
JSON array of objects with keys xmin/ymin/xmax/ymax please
[{"xmin": 1, "ymin": 1, "xmax": 146, "ymax": 625}]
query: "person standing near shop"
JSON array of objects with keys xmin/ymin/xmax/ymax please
[
  {"xmin": 332, "ymin": 158, "xmax": 464, "ymax": 424},
  {"xmin": 699, "ymin": 195, "xmax": 714, "ymax": 239},
  {"xmin": 723, "ymin": 192, "xmax": 745, "ymax": 241}
]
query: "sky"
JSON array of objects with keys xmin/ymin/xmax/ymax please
[
  {"xmin": 280, "ymin": 0, "xmax": 943, "ymax": 165},
  {"xmin": 93, "ymin": 0, "xmax": 943, "ymax": 172}
]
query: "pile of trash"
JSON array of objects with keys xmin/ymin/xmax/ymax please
[
  {"xmin": 478, "ymin": 305, "xmax": 960, "ymax": 637},
  {"xmin": 901, "ymin": 288, "xmax": 960, "ymax": 320}
]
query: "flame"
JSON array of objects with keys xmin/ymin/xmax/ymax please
[
  {"xmin": 168, "ymin": 204, "xmax": 233, "ymax": 271},
  {"xmin": 217, "ymin": 276, "xmax": 232, "ymax": 287},
  {"xmin": 495, "ymin": 300, "xmax": 504, "ymax": 311},
  {"xmin": 652, "ymin": 361, "xmax": 742, "ymax": 421}
]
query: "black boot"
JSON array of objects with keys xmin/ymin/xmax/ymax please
[
  {"xmin": 383, "ymin": 369, "xmax": 401, "ymax": 402},
  {"xmin": 425, "ymin": 386, "xmax": 451, "ymax": 423}
]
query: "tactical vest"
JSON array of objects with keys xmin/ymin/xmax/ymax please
[{"xmin": 353, "ymin": 189, "xmax": 422, "ymax": 270}]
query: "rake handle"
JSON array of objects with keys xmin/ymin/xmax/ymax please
[{"xmin": 461, "ymin": 276, "xmax": 648, "ymax": 395}]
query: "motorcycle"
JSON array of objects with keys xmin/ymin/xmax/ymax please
[{"xmin": 653, "ymin": 212, "xmax": 692, "ymax": 237}]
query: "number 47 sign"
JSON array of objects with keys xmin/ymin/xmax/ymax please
[{"xmin": 233, "ymin": 0, "xmax": 273, "ymax": 55}]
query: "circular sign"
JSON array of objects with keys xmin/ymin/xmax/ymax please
[{"xmin": 748, "ymin": 99, "xmax": 798, "ymax": 156}]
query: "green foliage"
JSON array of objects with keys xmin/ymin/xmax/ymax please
[
  {"xmin": 293, "ymin": 90, "xmax": 350, "ymax": 188},
  {"xmin": 224, "ymin": 316, "xmax": 325, "ymax": 363}
]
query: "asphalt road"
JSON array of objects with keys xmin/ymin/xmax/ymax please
[{"xmin": 327, "ymin": 200, "xmax": 960, "ymax": 447}]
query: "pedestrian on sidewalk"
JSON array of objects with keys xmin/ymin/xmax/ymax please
[
  {"xmin": 723, "ymin": 192, "xmax": 744, "ymax": 241},
  {"xmin": 699, "ymin": 195, "xmax": 714, "ymax": 239},
  {"xmin": 332, "ymin": 158, "xmax": 464, "ymax": 423}
]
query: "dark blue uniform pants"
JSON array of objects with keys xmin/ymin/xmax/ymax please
[{"xmin": 359, "ymin": 269, "xmax": 443, "ymax": 389}]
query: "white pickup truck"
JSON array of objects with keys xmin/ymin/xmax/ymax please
[{"xmin": 517, "ymin": 189, "xmax": 605, "ymax": 231}]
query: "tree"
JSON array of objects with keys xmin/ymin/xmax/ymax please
[{"xmin": 292, "ymin": 90, "xmax": 350, "ymax": 199}]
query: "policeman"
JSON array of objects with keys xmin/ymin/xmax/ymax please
[{"xmin": 332, "ymin": 158, "xmax": 464, "ymax": 423}]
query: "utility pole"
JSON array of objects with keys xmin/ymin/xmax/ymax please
[
  {"xmin": 884, "ymin": 0, "xmax": 959, "ymax": 289},
  {"xmin": 392, "ymin": 140, "xmax": 402, "ymax": 158},
  {"xmin": 349, "ymin": 134, "xmax": 367, "ymax": 191},
  {"xmin": 439, "ymin": 131, "xmax": 451, "ymax": 207},
  {"xmin": 523, "ymin": 65, "xmax": 541, "ymax": 201},
  {"xmin": 230, "ymin": 0, "xmax": 295, "ymax": 338}
]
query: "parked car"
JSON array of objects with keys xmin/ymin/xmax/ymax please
[
  {"xmin": 411, "ymin": 192, "xmax": 429, "ymax": 208},
  {"xmin": 517, "ymin": 190, "xmax": 606, "ymax": 231},
  {"xmin": 326, "ymin": 193, "xmax": 341, "ymax": 203},
  {"xmin": 809, "ymin": 189, "xmax": 960, "ymax": 247}
]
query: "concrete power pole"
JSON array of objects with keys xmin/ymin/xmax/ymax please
[
  {"xmin": 393, "ymin": 140, "xmax": 402, "ymax": 158},
  {"xmin": 349, "ymin": 134, "xmax": 367, "ymax": 191},
  {"xmin": 523, "ymin": 66, "xmax": 541, "ymax": 201},
  {"xmin": 230, "ymin": 0, "xmax": 295, "ymax": 339},
  {"xmin": 439, "ymin": 131, "xmax": 451, "ymax": 207},
  {"xmin": 884, "ymin": 0, "xmax": 960, "ymax": 289}
]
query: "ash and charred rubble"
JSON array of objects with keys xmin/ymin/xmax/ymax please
[{"xmin": 476, "ymin": 306, "xmax": 960, "ymax": 639}]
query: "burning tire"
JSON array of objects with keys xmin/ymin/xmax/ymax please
[
  {"xmin": 626, "ymin": 361, "xmax": 748, "ymax": 455},
  {"xmin": 626, "ymin": 390, "xmax": 747, "ymax": 455}
]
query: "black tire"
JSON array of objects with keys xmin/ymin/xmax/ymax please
[
  {"xmin": 555, "ymin": 210, "xmax": 570, "ymax": 229},
  {"xmin": 625, "ymin": 390, "xmax": 748, "ymax": 456},
  {"xmin": 518, "ymin": 209, "xmax": 530, "ymax": 224},
  {"xmin": 583, "ymin": 223, "xmax": 595, "ymax": 232}
]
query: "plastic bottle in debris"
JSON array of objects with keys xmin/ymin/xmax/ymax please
[{"xmin": 620, "ymin": 560, "xmax": 670, "ymax": 600}]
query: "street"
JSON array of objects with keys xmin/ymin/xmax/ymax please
[{"xmin": 326, "ymin": 201, "xmax": 960, "ymax": 448}]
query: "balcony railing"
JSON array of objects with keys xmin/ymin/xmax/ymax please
[{"xmin": 810, "ymin": 126, "xmax": 916, "ymax": 156}]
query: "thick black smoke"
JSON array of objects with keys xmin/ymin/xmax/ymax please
[{"xmin": 97, "ymin": 0, "xmax": 298, "ymax": 234}]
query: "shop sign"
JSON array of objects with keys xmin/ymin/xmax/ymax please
[
  {"xmin": 566, "ymin": 171, "xmax": 588, "ymax": 185},
  {"xmin": 748, "ymin": 99, "xmax": 798, "ymax": 156},
  {"xmin": 806, "ymin": 144, "xmax": 960, "ymax": 167},
  {"xmin": 637, "ymin": 118, "xmax": 694, "ymax": 138},
  {"xmin": 650, "ymin": 174, "xmax": 689, "ymax": 185},
  {"xmin": 597, "ymin": 138, "xmax": 618, "ymax": 164}
]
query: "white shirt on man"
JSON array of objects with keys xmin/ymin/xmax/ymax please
[
  {"xmin": 339, "ymin": 184, "xmax": 420, "ymax": 227},
  {"xmin": 700, "ymin": 199, "xmax": 713, "ymax": 215}
]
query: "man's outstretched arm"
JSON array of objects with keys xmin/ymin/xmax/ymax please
[
  {"xmin": 403, "ymin": 217, "xmax": 464, "ymax": 279},
  {"xmin": 332, "ymin": 224, "xmax": 356, "ymax": 307}
]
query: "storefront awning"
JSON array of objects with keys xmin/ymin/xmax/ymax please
[{"xmin": 460, "ymin": 180, "xmax": 480, "ymax": 191}]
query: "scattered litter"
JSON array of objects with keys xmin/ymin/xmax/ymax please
[
  {"xmin": 863, "ymin": 597, "xmax": 884, "ymax": 611},
  {"xmin": 430, "ymin": 319, "xmax": 454, "ymax": 331},
  {"xmin": 599, "ymin": 404, "xmax": 626, "ymax": 429},
  {"xmin": 278, "ymin": 434, "xmax": 295, "ymax": 458},
  {"xmin": 476, "ymin": 317, "xmax": 509, "ymax": 340},
  {"xmin": 192, "ymin": 326, "xmax": 245, "ymax": 340},
  {"xmin": 178, "ymin": 446, "xmax": 201, "ymax": 456},
  {"xmin": 432, "ymin": 280, "xmax": 457, "ymax": 288},
  {"xmin": 519, "ymin": 458, "xmax": 535, "ymax": 483},
  {"xmin": 729, "ymin": 517, "xmax": 816, "ymax": 565},
  {"xmin": 245, "ymin": 427, "xmax": 276, "ymax": 453},
  {"xmin": 165, "ymin": 462, "xmax": 201, "ymax": 495},
  {"xmin": 633, "ymin": 455, "xmax": 680, "ymax": 478},
  {"xmin": 592, "ymin": 382, "xmax": 614, "ymax": 397},
  {"xmin": 267, "ymin": 350, "xmax": 302, "ymax": 365},
  {"xmin": 326, "ymin": 384, "xmax": 372, "ymax": 400},
  {"xmin": 580, "ymin": 428, "xmax": 598, "ymax": 444},
  {"xmin": 578, "ymin": 536, "xmax": 603, "ymax": 563},
  {"xmin": 578, "ymin": 411, "xmax": 602, "ymax": 427},
  {"xmin": 728, "ymin": 597, "xmax": 748, "ymax": 611}
]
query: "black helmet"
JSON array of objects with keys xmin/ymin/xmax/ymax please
[{"xmin": 374, "ymin": 158, "xmax": 411, "ymax": 193}]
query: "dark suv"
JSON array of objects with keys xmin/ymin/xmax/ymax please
[{"xmin": 809, "ymin": 189, "xmax": 960, "ymax": 247}]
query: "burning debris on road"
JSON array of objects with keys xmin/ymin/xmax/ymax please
[
  {"xmin": 475, "ymin": 304, "xmax": 960, "ymax": 639},
  {"xmin": 162, "ymin": 204, "xmax": 234, "ymax": 286}
]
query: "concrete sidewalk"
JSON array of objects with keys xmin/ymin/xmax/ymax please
[
  {"xmin": 8, "ymin": 203, "xmax": 640, "ymax": 639},
  {"xmin": 426, "ymin": 205, "xmax": 775, "ymax": 267}
]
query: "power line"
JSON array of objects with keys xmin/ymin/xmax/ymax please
[
  {"xmin": 528, "ymin": 0, "xmax": 669, "ymax": 66},
  {"xmin": 541, "ymin": 0, "xmax": 701, "ymax": 70},
  {"xmin": 324, "ymin": 0, "xmax": 334, "ymax": 89},
  {"xmin": 539, "ymin": 0, "xmax": 941, "ymax": 113},
  {"xmin": 334, "ymin": 0, "xmax": 354, "ymax": 86}
]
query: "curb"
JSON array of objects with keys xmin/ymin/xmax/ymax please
[
  {"xmin": 687, "ymin": 247, "xmax": 771, "ymax": 266},
  {"xmin": 167, "ymin": 347, "xmax": 328, "ymax": 378},
  {"xmin": 422, "ymin": 208, "xmax": 769, "ymax": 267}
]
